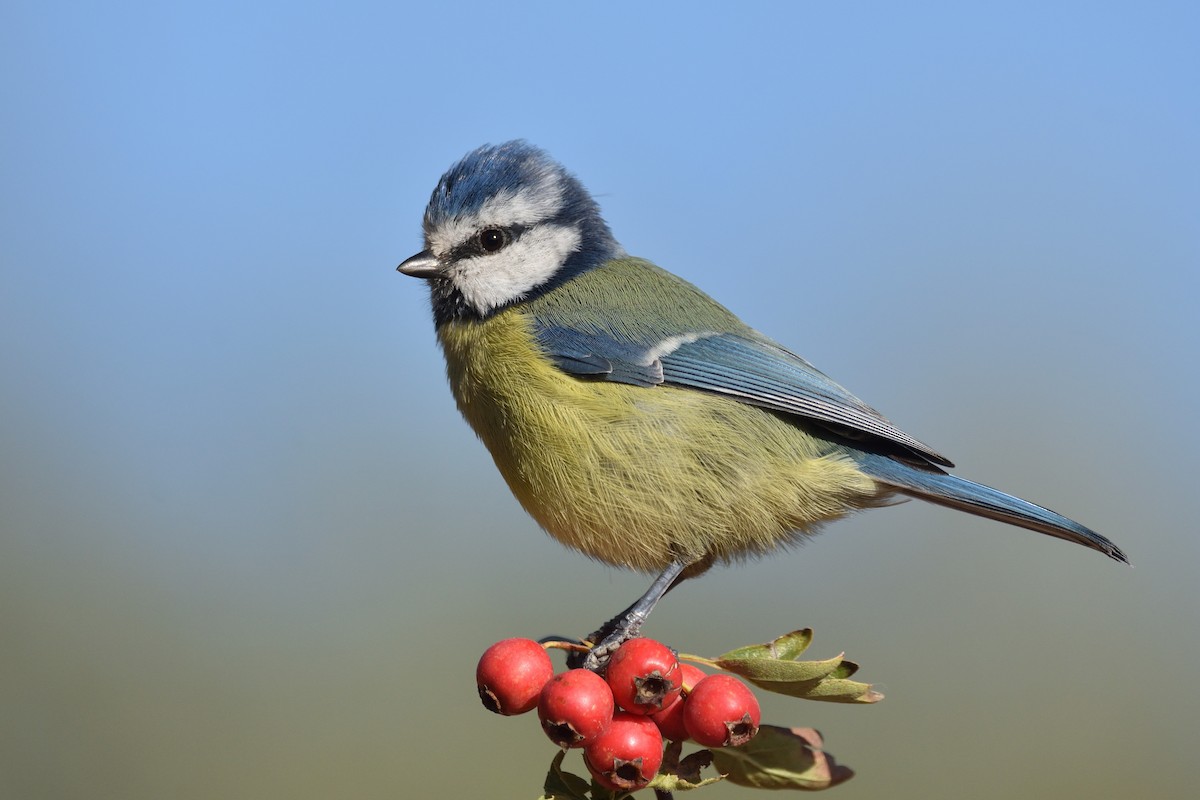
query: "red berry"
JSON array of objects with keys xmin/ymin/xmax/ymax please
[
  {"xmin": 538, "ymin": 669, "xmax": 615, "ymax": 748},
  {"xmin": 648, "ymin": 663, "xmax": 707, "ymax": 741},
  {"xmin": 583, "ymin": 711, "xmax": 664, "ymax": 792},
  {"xmin": 683, "ymin": 674, "xmax": 761, "ymax": 748},
  {"xmin": 475, "ymin": 638, "xmax": 554, "ymax": 716},
  {"xmin": 605, "ymin": 638, "xmax": 682, "ymax": 714}
]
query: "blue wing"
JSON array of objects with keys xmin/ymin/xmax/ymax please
[
  {"xmin": 534, "ymin": 323, "xmax": 952, "ymax": 468},
  {"xmin": 534, "ymin": 324, "xmax": 664, "ymax": 386}
]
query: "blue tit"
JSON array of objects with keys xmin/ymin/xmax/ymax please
[{"xmin": 397, "ymin": 141, "xmax": 1127, "ymax": 664}]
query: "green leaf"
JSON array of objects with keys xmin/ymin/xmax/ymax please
[
  {"xmin": 710, "ymin": 725, "xmax": 855, "ymax": 791},
  {"xmin": 648, "ymin": 743, "xmax": 725, "ymax": 792},
  {"xmin": 831, "ymin": 659, "xmax": 860, "ymax": 679},
  {"xmin": 647, "ymin": 767, "xmax": 725, "ymax": 793},
  {"xmin": 540, "ymin": 750, "xmax": 591, "ymax": 800},
  {"xmin": 718, "ymin": 628, "xmax": 813, "ymax": 662},
  {"xmin": 717, "ymin": 651, "xmax": 846, "ymax": 683},
  {"xmin": 676, "ymin": 749, "xmax": 718, "ymax": 786},
  {"xmin": 713, "ymin": 631, "xmax": 882, "ymax": 704},
  {"xmin": 794, "ymin": 677, "xmax": 883, "ymax": 703},
  {"xmin": 745, "ymin": 673, "xmax": 882, "ymax": 703}
]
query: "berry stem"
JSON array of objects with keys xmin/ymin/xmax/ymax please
[
  {"xmin": 675, "ymin": 653, "xmax": 720, "ymax": 669},
  {"xmin": 537, "ymin": 636, "xmax": 592, "ymax": 654}
]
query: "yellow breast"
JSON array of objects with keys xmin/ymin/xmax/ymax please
[{"xmin": 437, "ymin": 309, "xmax": 882, "ymax": 572}]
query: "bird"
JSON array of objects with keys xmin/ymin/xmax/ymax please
[{"xmin": 397, "ymin": 140, "xmax": 1127, "ymax": 666}]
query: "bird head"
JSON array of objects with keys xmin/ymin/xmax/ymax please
[{"xmin": 398, "ymin": 141, "xmax": 622, "ymax": 322}]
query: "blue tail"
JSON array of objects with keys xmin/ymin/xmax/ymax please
[{"xmin": 854, "ymin": 452, "xmax": 1128, "ymax": 564}]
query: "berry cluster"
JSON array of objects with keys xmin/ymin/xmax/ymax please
[{"xmin": 476, "ymin": 636, "xmax": 762, "ymax": 793}]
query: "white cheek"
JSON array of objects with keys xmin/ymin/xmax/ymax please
[{"xmin": 450, "ymin": 224, "xmax": 582, "ymax": 314}]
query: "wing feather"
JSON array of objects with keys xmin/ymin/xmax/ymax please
[{"xmin": 533, "ymin": 322, "xmax": 951, "ymax": 467}]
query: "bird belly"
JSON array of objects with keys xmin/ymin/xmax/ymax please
[{"xmin": 437, "ymin": 310, "xmax": 884, "ymax": 572}]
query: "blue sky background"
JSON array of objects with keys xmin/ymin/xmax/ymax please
[{"xmin": 2, "ymin": 2, "xmax": 1197, "ymax": 798}]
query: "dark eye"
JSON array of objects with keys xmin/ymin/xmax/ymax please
[{"xmin": 479, "ymin": 228, "xmax": 508, "ymax": 253}]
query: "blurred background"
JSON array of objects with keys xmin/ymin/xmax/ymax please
[{"xmin": 2, "ymin": 2, "xmax": 1197, "ymax": 798}]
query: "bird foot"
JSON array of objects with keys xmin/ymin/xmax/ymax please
[
  {"xmin": 568, "ymin": 611, "xmax": 648, "ymax": 672},
  {"xmin": 566, "ymin": 559, "xmax": 691, "ymax": 672}
]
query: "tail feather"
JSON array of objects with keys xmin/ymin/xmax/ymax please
[{"xmin": 855, "ymin": 453, "xmax": 1129, "ymax": 564}]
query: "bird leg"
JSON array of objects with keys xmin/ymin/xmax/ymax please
[{"xmin": 571, "ymin": 559, "xmax": 690, "ymax": 671}]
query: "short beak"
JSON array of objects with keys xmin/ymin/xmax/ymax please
[{"xmin": 397, "ymin": 249, "xmax": 442, "ymax": 279}]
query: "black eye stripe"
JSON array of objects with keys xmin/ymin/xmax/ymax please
[{"xmin": 447, "ymin": 224, "xmax": 526, "ymax": 262}]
